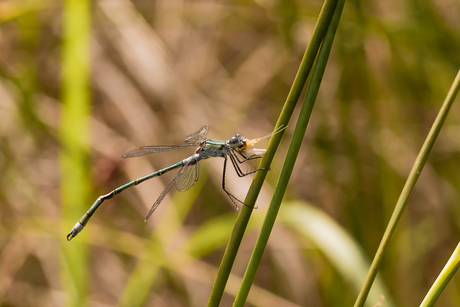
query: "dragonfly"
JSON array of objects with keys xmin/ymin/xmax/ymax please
[{"xmin": 67, "ymin": 125, "xmax": 284, "ymax": 241}]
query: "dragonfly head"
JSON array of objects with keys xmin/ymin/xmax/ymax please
[
  {"xmin": 228, "ymin": 133, "xmax": 263, "ymax": 151},
  {"xmin": 228, "ymin": 134, "xmax": 247, "ymax": 149}
]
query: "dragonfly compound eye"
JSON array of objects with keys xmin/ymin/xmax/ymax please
[{"xmin": 228, "ymin": 136, "xmax": 241, "ymax": 148}]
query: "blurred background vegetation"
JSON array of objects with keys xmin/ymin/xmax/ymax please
[{"xmin": 0, "ymin": 0, "xmax": 460, "ymax": 306}]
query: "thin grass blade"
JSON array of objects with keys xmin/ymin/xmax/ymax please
[{"xmin": 353, "ymin": 70, "xmax": 460, "ymax": 307}]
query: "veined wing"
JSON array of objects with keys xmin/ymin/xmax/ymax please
[
  {"xmin": 123, "ymin": 125, "xmax": 209, "ymax": 158},
  {"xmin": 175, "ymin": 162, "xmax": 199, "ymax": 192},
  {"xmin": 144, "ymin": 158, "xmax": 196, "ymax": 221},
  {"xmin": 144, "ymin": 168, "xmax": 181, "ymax": 221},
  {"xmin": 184, "ymin": 125, "xmax": 209, "ymax": 144},
  {"xmin": 122, "ymin": 144, "xmax": 195, "ymax": 158}
]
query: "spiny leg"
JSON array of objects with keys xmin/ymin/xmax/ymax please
[
  {"xmin": 222, "ymin": 156, "xmax": 248, "ymax": 209},
  {"xmin": 233, "ymin": 151, "xmax": 263, "ymax": 163},
  {"xmin": 229, "ymin": 152, "xmax": 265, "ymax": 178},
  {"xmin": 232, "ymin": 151, "xmax": 272, "ymax": 174},
  {"xmin": 228, "ymin": 152, "xmax": 267, "ymax": 209}
]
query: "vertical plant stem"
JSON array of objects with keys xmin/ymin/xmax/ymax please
[
  {"xmin": 420, "ymin": 242, "xmax": 460, "ymax": 307},
  {"xmin": 60, "ymin": 0, "xmax": 92, "ymax": 306},
  {"xmin": 232, "ymin": 1, "xmax": 345, "ymax": 305},
  {"xmin": 207, "ymin": 1, "xmax": 338, "ymax": 305},
  {"xmin": 354, "ymin": 70, "xmax": 460, "ymax": 307}
]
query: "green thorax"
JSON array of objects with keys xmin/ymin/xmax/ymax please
[{"xmin": 203, "ymin": 139, "xmax": 226, "ymax": 150}]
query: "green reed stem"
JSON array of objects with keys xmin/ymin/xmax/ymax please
[
  {"xmin": 354, "ymin": 70, "xmax": 460, "ymax": 307},
  {"xmin": 206, "ymin": 1, "xmax": 339, "ymax": 306},
  {"xmin": 232, "ymin": 1, "xmax": 345, "ymax": 305}
]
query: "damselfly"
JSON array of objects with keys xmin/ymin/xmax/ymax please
[{"xmin": 67, "ymin": 125, "xmax": 284, "ymax": 241}]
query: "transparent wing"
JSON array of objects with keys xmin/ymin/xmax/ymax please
[
  {"xmin": 144, "ymin": 161, "xmax": 189, "ymax": 221},
  {"xmin": 184, "ymin": 125, "xmax": 209, "ymax": 144},
  {"xmin": 122, "ymin": 144, "xmax": 195, "ymax": 158},
  {"xmin": 123, "ymin": 125, "xmax": 208, "ymax": 158},
  {"xmin": 175, "ymin": 162, "xmax": 199, "ymax": 192}
]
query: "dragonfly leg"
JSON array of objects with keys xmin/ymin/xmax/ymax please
[
  {"xmin": 233, "ymin": 151, "xmax": 263, "ymax": 163},
  {"xmin": 222, "ymin": 156, "xmax": 247, "ymax": 209},
  {"xmin": 229, "ymin": 152, "xmax": 266, "ymax": 177}
]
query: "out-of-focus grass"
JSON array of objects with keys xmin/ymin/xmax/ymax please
[
  {"xmin": 280, "ymin": 201, "xmax": 395, "ymax": 307},
  {"xmin": 0, "ymin": 0, "xmax": 55, "ymax": 23},
  {"xmin": 0, "ymin": 0, "xmax": 459, "ymax": 306},
  {"xmin": 60, "ymin": 0, "xmax": 91, "ymax": 306},
  {"xmin": 118, "ymin": 173, "xmax": 206, "ymax": 307}
]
